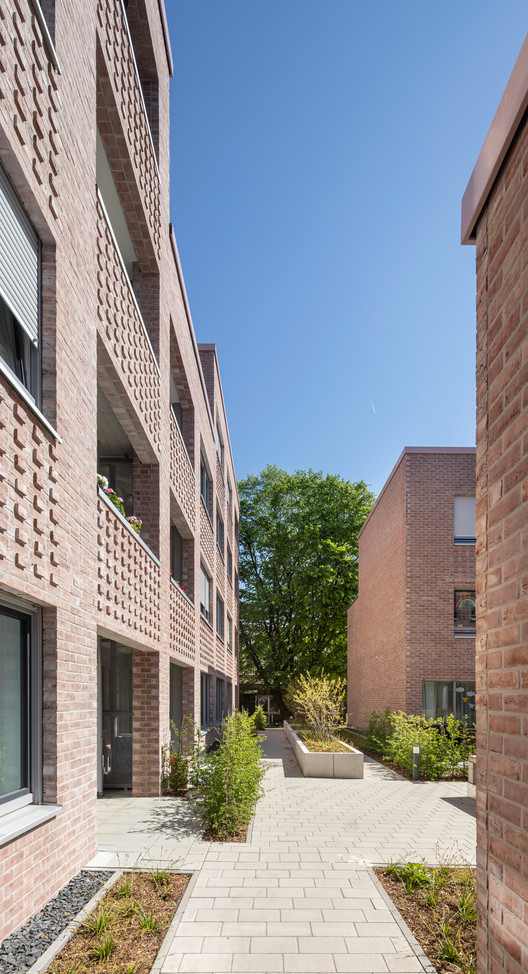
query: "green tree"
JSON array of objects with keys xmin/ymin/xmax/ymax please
[{"xmin": 238, "ymin": 466, "xmax": 374, "ymax": 717}]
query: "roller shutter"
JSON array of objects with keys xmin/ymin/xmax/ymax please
[
  {"xmin": 454, "ymin": 496, "xmax": 476, "ymax": 541},
  {"xmin": 0, "ymin": 166, "xmax": 39, "ymax": 347}
]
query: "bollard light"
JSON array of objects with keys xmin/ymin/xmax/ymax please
[{"xmin": 413, "ymin": 745, "xmax": 420, "ymax": 781}]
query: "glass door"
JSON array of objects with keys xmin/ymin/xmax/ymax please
[{"xmin": 99, "ymin": 640, "xmax": 132, "ymax": 789}]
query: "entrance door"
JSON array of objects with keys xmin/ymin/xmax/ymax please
[{"xmin": 99, "ymin": 639, "xmax": 133, "ymax": 789}]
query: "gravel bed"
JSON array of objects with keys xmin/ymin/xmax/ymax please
[{"xmin": 0, "ymin": 870, "xmax": 112, "ymax": 973}]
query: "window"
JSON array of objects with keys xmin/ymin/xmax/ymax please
[
  {"xmin": 200, "ymin": 566, "xmax": 211, "ymax": 623},
  {"xmin": 169, "ymin": 374, "xmax": 183, "ymax": 432},
  {"xmin": 422, "ymin": 680, "xmax": 476, "ymax": 725},
  {"xmin": 227, "ymin": 475, "xmax": 232, "ymax": 512},
  {"xmin": 0, "ymin": 602, "xmax": 40, "ymax": 810},
  {"xmin": 216, "ymin": 421, "xmax": 224, "ymax": 471},
  {"xmin": 226, "ymin": 615, "xmax": 232, "ymax": 653},
  {"xmin": 200, "ymin": 454, "xmax": 212, "ymax": 517},
  {"xmin": 227, "ymin": 683, "xmax": 232, "ymax": 714},
  {"xmin": 216, "ymin": 508, "xmax": 224, "ymax": 556},
  {"xmin": 0, "ymin": 165, "xmax": 40, "ymax": 402},
  {"xmin": 454, "ymin": 496, "xmax": 476, "ymax": 544},
  {"xmin": 454, "ymin": 590, "xmax": 476, "ymax": 635},
  {"xmin": 227, "ymin": 545, "xmax": 232, "ymax": 582},
  {"xmin": 200, "ymin": 673, "xmax": 210, "ymax": 728},
  {"xmin": 170, "ymin": 524, "xmax": 182, "ymax": 583},
  {"xmin": 216, "ymin": 679, "xmax": 223, "ymax": 723},
  {"xmin": 216, "ymin": 593, "xmax": 224, "ymax": 639}
]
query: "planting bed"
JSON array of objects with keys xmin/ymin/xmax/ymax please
[
  {"xmin": 47, "ymin": 871, "xmax": 190, "ymax": 973},
  {"xmin": 284, "ymin": 721, "xmax": 364, "ymax": 778},
  {"xmin": 376, "ymin": 863, "xmax": 476, "ymax": 974}
]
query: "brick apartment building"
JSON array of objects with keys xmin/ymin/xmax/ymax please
[
  {"xmin": 461, "ymin": 33, "xmax": 528, "ymax": 974},
  {"xmin": 347, "ymin": 447, "xmax": 476, "ymax": 730},
  {"xmin": 0, "ymin": 0, "xmax": 239, "ymax": 943}
]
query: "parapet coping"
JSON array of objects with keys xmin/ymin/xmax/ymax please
[
  {"xmin": 359, "ymin": 446, "xmax": 476, "ymax": 542},
  {"xmin": 461, "ymin": 32, "xmax": 528, "ymax": 244}
]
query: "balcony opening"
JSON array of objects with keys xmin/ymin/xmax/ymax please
[
  {"xmin": 170, "ymin": 330, "xmax": 195, "ymax": 467},
  {"xmin": 170, "ymin": 514, "xmax": 194, "ymax": 602},
  {"xmin": 96, "ymin": 130, "xmax": 137, "ymax": 283},
  {"xmin": 97, "ymin": 386, "xmax": 160, "ymax": 556}
]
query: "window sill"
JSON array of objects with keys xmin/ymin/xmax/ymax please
[
  {"xmin": 454, "ymin": 631, "xmax": 476, "ymax": 638},
  {"xmin": 0, "ymin": 802, "xmax": 62, "ymax": 848},
  {"xmin": 454, "ymin": 539, "xmax": 476, "ymax": 545}
]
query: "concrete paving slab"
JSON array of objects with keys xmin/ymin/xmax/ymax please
[{"xmin": 93, "ymin": 728, "xmax": 474, "ymax": 974}]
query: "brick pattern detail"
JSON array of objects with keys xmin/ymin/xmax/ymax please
[
  {"xmin": 97, "ymin": 492, "xmax": 160, "ymax": 645},
  {"xmin": 200, "ymin": 616, "xmax": 215, "ymax": 667},
  {"xmin": 0, "ymin": 0, "xmax": 60, "ymax": 219},
  {"xmin": 348, "ymin": 449, "xmax": 476, "ymax": 730},
  {"xmin": 200, "ymin": 501, "xmax": 215, "ymax": 570},
  {"xmin": 96, "ymin": 0, "xmax": 160, "ymax": 263},
  {"xmin": 0, "ymin": 378, "xmax": 60, "ymax": 582},
  {"xmin": 96, "ymin": 197, "xmax": 160, "ymax": 453},
  {"xmin": 170, "ymin": 412, "xmax": 195, "ymax": 527},
  {"xmin": 473, "ymin": 110, "xmax": 528, "ymax": 974},
  {"xmin": 169, "ymin": 579, "xmax": 195, "ymax": 662}
]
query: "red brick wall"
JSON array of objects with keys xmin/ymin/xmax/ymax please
[
  {"xmin": 474, "ymin": 110, "xmax": 528, "ymax": 974},
  {"xmin": 347, "ymin": 456, "xmax": 407, "ymax": 729},
  {"xmin": 405, "ymin": 452, "xmax": 476, "ymax": 714},
  {"xmin": 347, "ymin": 449, "xmax": 475, "ymax": 729},
  {"xmin": 0, "ymin": 0, "xmax": 239, "ymax": 942}
]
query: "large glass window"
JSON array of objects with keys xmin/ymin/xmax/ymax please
[
  {"xmin": 0, "ymin": 606, "xmax": 31, "ymax": 805},
  {"xmin": 216, "ymin": 509, "xmax": 224, "ymax": 556},
  {"xmin": 200, "ymin": 566, "xmax": 211, "ymax": 623},
  {"xmin": 216, "ymin": 679, "xmax": 223, "ymax": 723},
  {"xmin": 200, "ymin": 673, "xmax": 210, "ymax": 728},
  {"xmin": 216, "ymin": 594, "xmax": 224, "ymax": 640},
  {"xmin": 454, "ymin": 590, "xmax": 476, "ymax": 635},
  {"xmin": 422, "ymin": 680, "xmax": 476, "ymax": 725},
  {"xmin": 200, "ymin": 455, "xmax": 212, "ymax": 516}
]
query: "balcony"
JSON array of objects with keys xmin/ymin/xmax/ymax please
[
  {"xmin": 97, "ymin": 488, "xmax": 161, "ymax": 645},
  {"xmin": 96, "ymin": 192, "xmax": 160, "ymax": 456},
  {"xmin": 169, "ymin": 577, "xmax": 196, "ymax": 663},
  {"xmin": 96, "ymin": 0, "xmax": 161, "ymax": 268},
  {"xmin": 170, "ymin": 413, "xmax": 195, "ymax": 528}
]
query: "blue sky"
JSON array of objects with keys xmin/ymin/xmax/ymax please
[{"xmin": 166, "ymin": 3, "xmax": 527, "ymax": 497}]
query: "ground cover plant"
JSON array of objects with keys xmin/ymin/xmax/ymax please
[
  {"xmin": 343, "ymin": 710, "xmax": 474, "ymax": 780},
  {"xmin": 48, "ymin": 870, "xmax": 189, "ymax": 973},
  {"xmin": 375, "ymin": 861, "xmax": 476, "ymax": 974},
  {"xmin": 189, "ymin": 710, "xmax": 265, "ymax": 840},
  {"xmin": 298, "ymin": 732, "xmax": 350, "ymax": 752}
]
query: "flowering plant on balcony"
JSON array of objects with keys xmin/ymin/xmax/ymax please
[
  {"xmin": 126, "ymin": 515, "xmax": 142, "ymax": 535},
  {"xmin": 170, "ymin": 570, "xmax": 186, "ymax": 592},
  {"xmin": 97, "ymin": 473, "xmax": 141, "ymax": 535}
]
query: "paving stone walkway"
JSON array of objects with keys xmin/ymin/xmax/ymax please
[{"xmin": 91, "ymin": 729, "xmax": 476, "ymax": 973}]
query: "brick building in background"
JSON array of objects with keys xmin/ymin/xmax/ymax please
[
  {"xmin": 0, "ymin": 0, "xmax": 238, "ymax": 942},
  {"xmin": 461, "ymin": 33, "xmax": 528, "ymax": 974},
  {"xmin": 347, "ymin": 447, "xmax": 476, "ymax": 730}
]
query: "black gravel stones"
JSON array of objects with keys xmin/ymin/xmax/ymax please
[{"xmin": 0, "ymin": 869, "xmax": 112, "ymax": 973}]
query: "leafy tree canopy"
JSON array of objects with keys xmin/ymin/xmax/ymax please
[{"xmin": 238, "ymin": 466, "xmax": 375, "ymax": 716}]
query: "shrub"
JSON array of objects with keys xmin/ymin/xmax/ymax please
[
  {"xmin": 291, "ymin": 672, "xmax": 345, "ymax": 742},
  {"xmin": 383, "ymin": 712, "xmax": 474, "ymax": 780},
  {"xmin": 253, "ymin": 705, "xmax": 268, "ymax": 730},
  {"xmin": 189, "ymin": 710, "xmax": 265, "ymax": 838},
  {"xmin": 364, "ymin": 708, "xmax": 393, "ymax": 753}
]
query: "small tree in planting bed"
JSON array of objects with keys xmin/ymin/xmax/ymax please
[
  {"xmin": 189, "ymin": 710, "xmax": 265, "ymax": 839},
  {"xmin": 292, "ymin": 672, "xmax": 346, "ymax": 743}
]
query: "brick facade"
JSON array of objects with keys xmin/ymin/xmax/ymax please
[
  {"xmin": 348, "ymin": 447, "xmax": 476, "ymax": 730},
  {"xmin": 0, "ymin": 0, "xmax": 238, "ymax": 943},
  {"xmin": 462, "ymin": 35, "xmax": 528, "ymax": 974}
]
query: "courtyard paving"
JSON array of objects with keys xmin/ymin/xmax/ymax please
[{"xmin": 90, "ymin": 728, "xmax": 476, "ymax": 973}]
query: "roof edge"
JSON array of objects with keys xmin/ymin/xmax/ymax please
[{"xmin": 461, "ymin": 33, "xmax": 528, "ymax": 245}]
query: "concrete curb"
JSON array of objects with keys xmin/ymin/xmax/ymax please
[
  {"xmin": 368, "ymin": 867, "xmax": 437, "ymax": 974},
  {"xmin": 26, "ymin": 870, "xmax": 122, "ymax": 973},
  {"xmin": 150, "ymin": 871, "xmax": 199, "ymax": 974}
]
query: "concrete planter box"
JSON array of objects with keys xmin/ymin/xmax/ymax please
[{"xmin": 284, "ymin": 721, "xmax": 364, "ymax": 779}]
